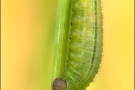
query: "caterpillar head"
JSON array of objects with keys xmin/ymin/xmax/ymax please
[{"xmin": 52, "ymin": 78, "xmax": 67, "ymax": 90}]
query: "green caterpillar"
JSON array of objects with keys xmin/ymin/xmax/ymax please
[{"xmin": 52, "ymin": 0, "xmax": 103, "ymax": 90}]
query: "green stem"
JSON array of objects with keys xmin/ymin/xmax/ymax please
[{"xmin": 52, "ymin": 0, "xmax": 71, "ymax": 82}]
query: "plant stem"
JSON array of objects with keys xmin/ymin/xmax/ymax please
[{"xmin": 52, "ymin": 0, "xmax": 71, "ymax": 82}]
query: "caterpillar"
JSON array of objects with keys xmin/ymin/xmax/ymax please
[{"xmin": 52, "ymin": 0, "xmax": 103, "ymax": 90}]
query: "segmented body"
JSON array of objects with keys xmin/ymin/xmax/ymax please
[{"xmin": 53, "ymin": 0, "xmax": 103, "ymax": 90}]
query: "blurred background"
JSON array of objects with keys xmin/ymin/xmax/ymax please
[{"xmin": 2, "ymin": 0, "xmax": 134, "ymax": 90}]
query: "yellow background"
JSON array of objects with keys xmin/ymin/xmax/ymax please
[{"xmin": 2, "ymin": 0, "xmax": 134, "ymax": 90}]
